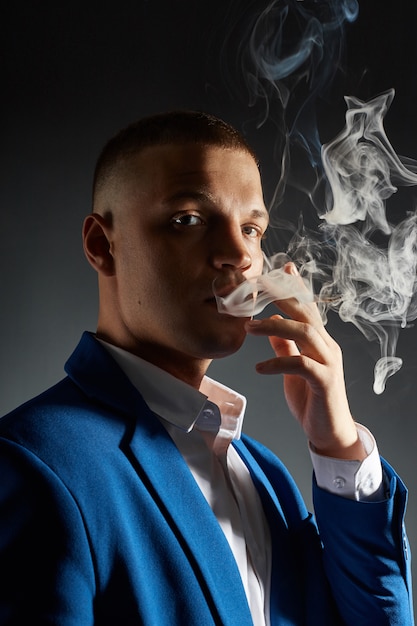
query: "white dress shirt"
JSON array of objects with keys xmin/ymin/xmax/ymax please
[{"xmin": 99, "ymin": 339, "xmax": 384, "ymax": 626}]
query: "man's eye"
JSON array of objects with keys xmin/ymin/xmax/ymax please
[
  {"xmin": 171, "ymin": 214, "xmax": 204, "ymax": 227},
  {"xmin": 242, "ymin": 225, "xmax": 263, "ymax": 238}
]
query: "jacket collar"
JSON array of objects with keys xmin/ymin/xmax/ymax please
[{"xmin": 65, "ymin": 331, "xmax": 148, "ymax": 419}]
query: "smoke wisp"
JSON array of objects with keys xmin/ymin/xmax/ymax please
[
  {"xmin": 220, "ymin": 0, "xmax": 417, "ymax": 393},
  {"xmin": 316, "ymin": 89, "xmax": 417, "ymax": 393},
  {"xmin": 217, "ymin": 89, "xmax": 417, "ymax": 394}
]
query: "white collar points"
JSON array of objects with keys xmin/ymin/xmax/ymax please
[{"xmin": 97, "ymin": 339, "xmax": 246, "ymax": 440}]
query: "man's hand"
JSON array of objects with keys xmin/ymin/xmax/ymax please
[{"xmin": 245, "ymin": 263, "xmax": 366, "ymax": 461}]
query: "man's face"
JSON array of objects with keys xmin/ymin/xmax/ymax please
[{"xmin": 102, "ymin": 142, "xmax": 268, "ymax": 373}]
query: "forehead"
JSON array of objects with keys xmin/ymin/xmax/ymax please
[{"xmin": 123, "ymin": 143, "xmax": 265, "ymax": 203}]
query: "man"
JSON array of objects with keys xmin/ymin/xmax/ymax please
[{"xmin": 0, "ymin": 110, "xmax": 413, "ymax": 624}]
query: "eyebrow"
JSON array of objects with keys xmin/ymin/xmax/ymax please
[
  {"xmin": 168, "ymin": 190, "xmax": 270, "ymax": 223},
  {"xmin": 249, "ymin": 208, "xmax": 270, "ymax": 223}
]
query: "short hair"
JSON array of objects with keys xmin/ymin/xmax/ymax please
[{"xmin": 92, "ymin": 110, "xmax": 259, "ymax": 203}]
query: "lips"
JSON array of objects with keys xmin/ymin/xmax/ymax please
[
  {"xmin": 210, "ymin": 284, "xmax": 239, "ymax": 299},
  {"xmin": 212, "ymin": 270, "xmax": 247, "ymax": 298}
]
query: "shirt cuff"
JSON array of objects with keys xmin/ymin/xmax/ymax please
[{"xmin": 309, "ymin": 423, "xmax": 385, "ymax": 501}]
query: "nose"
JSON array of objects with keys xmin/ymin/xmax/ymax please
[{"xmin": 210, "ymin": 224, "xmax": 252, "ymax": 271}]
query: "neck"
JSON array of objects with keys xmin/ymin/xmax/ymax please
[{"xmin": 96, "ymin": 330, "xmax": 211, "ymax": 389}]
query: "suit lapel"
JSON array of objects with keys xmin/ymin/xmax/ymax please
[
  {"xmin": 234, "ymin": 436, "xmax": 312, "ymax": 625},
  {"xmin": 126, "ymin": 414, "xmax": 254, "ymax": 626},
  {"xmin": 233, "ymin": 438, "xmax": 288, "ymax": 525}
]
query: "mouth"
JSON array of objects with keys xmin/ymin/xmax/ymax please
[
  {"xmin": 204, "ymin": 293, "xmax": 251, "ymax": 320},
  {"xmin": 212, "ymin": 287, "xmax": 257, "ymax": 318},
  {"xmin": 210, "ymin": 284, "xmax": 240, "ymax": 299},
  {"xmin": 211, "ymin": 271, "xmax": 253, "ymax": 311}
]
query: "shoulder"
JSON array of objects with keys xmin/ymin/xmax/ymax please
[{"xmin": 0, "ymin": 375, "xmax": 131, "ymax": 477}]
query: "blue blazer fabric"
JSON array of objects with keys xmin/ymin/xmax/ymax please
[{"xmin": 0, "ymin": 331, "xmax": 413, "ymax": 625}]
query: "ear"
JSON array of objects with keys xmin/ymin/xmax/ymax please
[{"xmin": 82, "ymin": 213, "xmax": 115, "ymax": 276}]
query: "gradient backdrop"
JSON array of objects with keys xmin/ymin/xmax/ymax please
[{"xmin": 2, "ymin": 0, "xmax": 417, "ymax": 602}]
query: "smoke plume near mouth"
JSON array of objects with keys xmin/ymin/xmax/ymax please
[{"xmin": 213, "ymin": 253, "xmax": 314, "ymax": 318}]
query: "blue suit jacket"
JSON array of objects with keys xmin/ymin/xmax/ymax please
[{"xmin": 0, "ymin": 332, "xmax": 413, "ymax": 625}]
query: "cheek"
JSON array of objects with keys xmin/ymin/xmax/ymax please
[
  {"xmin": 250, "ymin": 247, "xmax": 265, "ymax": 276},
  {"xmin": 119, "ymin": 250, "xmax": 181, "ymax": 301},
  {"xmin": 118, "ymin": 234, "xmax": 159, "ymax": 277}
]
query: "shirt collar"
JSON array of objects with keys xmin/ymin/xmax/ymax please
[{"xmin": 97, "ymin": 338, "xmax": 246, "ymax": 440}]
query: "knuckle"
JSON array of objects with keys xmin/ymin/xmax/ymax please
[{"xmin": 302, "ymin": 322, "xmax": 317, "ymax": 342}]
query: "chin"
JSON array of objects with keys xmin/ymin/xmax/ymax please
[{"xmin": 201, "ymin": 329, "xmax": 247, "ymax": 359}]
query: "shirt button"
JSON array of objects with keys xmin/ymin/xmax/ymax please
[
  {"xmin": 333, "ymin": 476, "xmax": 346, "ymax": 489},
  {"xmin": 363, "ymin": 477, "xmax": 374, "ymax": 491}
]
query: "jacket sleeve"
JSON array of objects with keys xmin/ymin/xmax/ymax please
[
  {"xmin": 0, "ymin": 438, "xmax": 96, "ymax": 625},
  {"xmin": 313, "ymin": 457, "xmax": 414, "ymax": 626}
]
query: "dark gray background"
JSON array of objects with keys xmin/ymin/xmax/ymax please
[{"xmin": 2, "ymin": 0, "xmax": 417, "ymax": 603}]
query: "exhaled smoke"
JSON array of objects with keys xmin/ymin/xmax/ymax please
[
  {"xmin": 316, "ymin": 89, "xmax": 417, "ymax": 393},
  {"xmin": 219, "ymin": 0, "xmax": 417, "ymax": 392},
  {"xmin": 320, "ymin": 90, "xmax": 417, "ymax": 233},
  {"xmin": 217, "ymin": 89, "xmax": 417, "ymax": 393},
  {"xmin": 241, "ymin": 0, "xmax": 359, "ymax": 186},
  {"xmin": 214, "ymin": 253, "xmax": 314, "ymax": 318}
]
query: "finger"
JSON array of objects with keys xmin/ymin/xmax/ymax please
[
  {"xmin": 254, "ymin": 354, "xmax": 324, "ymax": 385},
  {"xmin": 258, "ymin": 315, "xmax": 300, "ymax": 357},
  {"xmin": 272, "ymin": 262, "xmax": 324, "ymax": 328},
  {"xmin": 268, "ymin": 334, "xmax": 299, "ymax": 358},
  {"xmin": 245, "ymin": 316, "xmax": 328, "ymax": 362}
]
